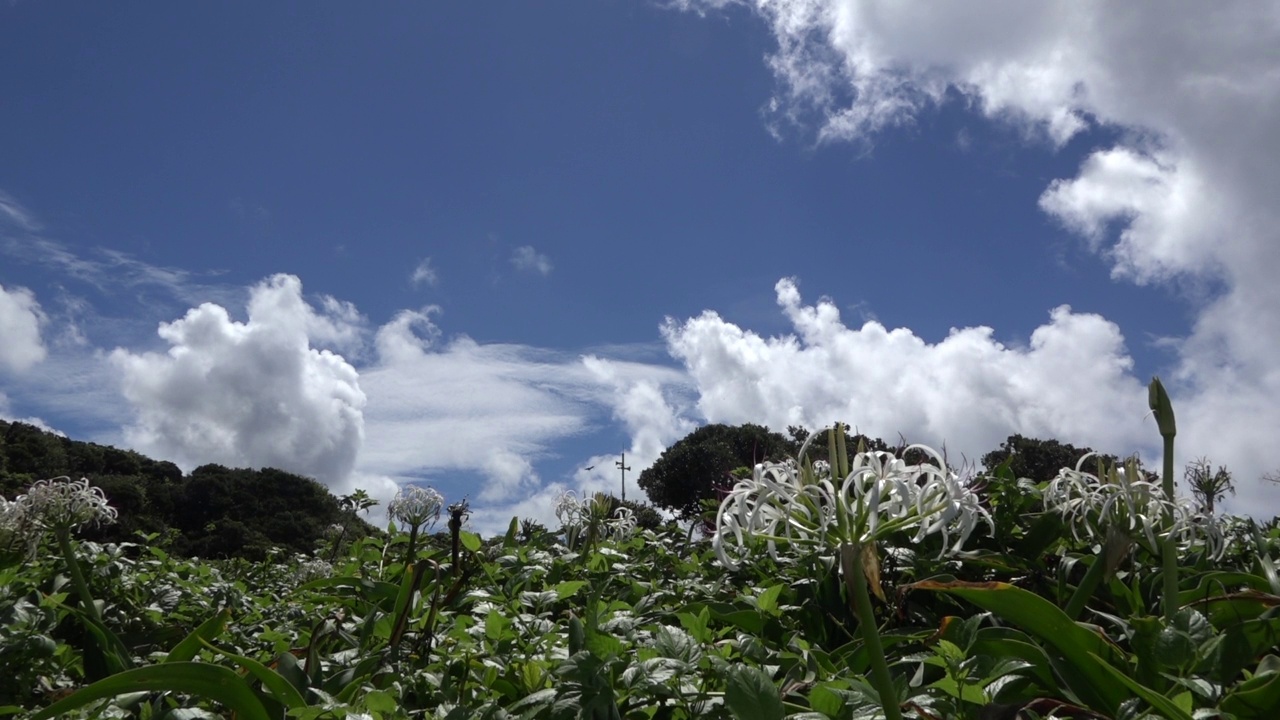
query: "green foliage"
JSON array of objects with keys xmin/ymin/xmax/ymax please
[
  {"xmin": 1, "ymin": 479, "xmax": 1275, "ymax": 719},
  {"xmin": 637, "ymin": 423, "xmax": 793, "ymax": 519}
]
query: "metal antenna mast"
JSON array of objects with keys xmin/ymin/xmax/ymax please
[{"xmin": 616, "ymin": 453, "xmax": 631, "ymax": 502}]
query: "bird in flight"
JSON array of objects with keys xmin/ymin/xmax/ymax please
[{"xmin": 583, "ymin": 465, "xmax": 595, "ymax": 471}]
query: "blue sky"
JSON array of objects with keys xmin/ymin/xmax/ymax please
[{"xmin": 3, "ymin": 1, "xmax": 1278, "ymax": 528}]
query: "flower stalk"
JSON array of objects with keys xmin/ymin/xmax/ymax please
[
  {"xmin": 844, "ymin": 542, "xmax": 901, "ymax": 720},
  {"xmin": 1149, "ymin": 376, "xmax": 1179, "ymax": 621}
]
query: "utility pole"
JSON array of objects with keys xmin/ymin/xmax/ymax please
[{"xmin": 616, "ymin": 453, "xmax": 631, "ymax": 502}]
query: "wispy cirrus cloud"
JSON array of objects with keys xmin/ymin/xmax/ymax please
[
  {"xmin": 411, "ymin": 257, "xmax": 439, "ymax": 287},
  {"xmin": 0, "ymin": 190, "xmax": 42, "ymax": 232},
  {"xmin": 511, "ymin": 245, "xmax": 553, "ymax": 276}
]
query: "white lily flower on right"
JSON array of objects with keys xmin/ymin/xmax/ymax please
[
  {"xmin": 713, "ymin": 440, "xmax": 992, "ymax": 571},
  {"xmin": 1044, "ymin": 454, "xmax": 1226, "ymax": 563}
]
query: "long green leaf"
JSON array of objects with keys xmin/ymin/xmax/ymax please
[
  {"xmin": 198, "ymin": 638, "xmax": 307, "ymax": 710},
  {"xmin": 1088, "ymin": 652, "xmax": 1193, "ymax": 720},
  {"xmin": 907, "ymin": 580, "xmax": 1127, "ymax": 715},
  {"xmin": 165, "ymin": 609, "xmax": 230, "ymax": 663},
  {"xmin": 31, "ymin": 662, "xmax": 271, "ymax": 720},
  {"xmin": 47, "ymin": 598, "xmax": 133, "ymax": 676}
]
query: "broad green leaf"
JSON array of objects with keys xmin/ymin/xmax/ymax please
[
  {"xmin": 654, "ymin": 625, "xmax": 701, "ymax": 664},
  {"xmin": 907, "ymin": 579, "xmax": 1127, "ymax": 715},
  {"xmin": 707, "ymin": 603, "xmax": 767, "ymax": 635},
  {"xmin": 756, "ymin": 584, "xmax": 784, "ymax": 615},
  {"xmin": 725, "ymin": 664, "xmax": 785, "ymax": 720},
  {"xmin": 31, "ymin": 662, "xmax": 271, "ymax": 720},
  {"xmin": 929, "ymin": 676, "xmax": 987, "ymax": 704},
  {"xmin": 460, "ymin": 530, "xmax": 482, "ymax": 552},
  {"xmin": 485, "ymin": 608, "xmax": 511, "ymax": 644},
  {"xmin": 678, "ymin": 608, "xmax": 712, "ymax": 644},
  {"xmin": 364, "ymin": 690, "xmax": 398, "ymax": 714},
  {"xmin": 554, "ymin": 580, "xmax": 589, "ymax": 600},
  {"xmin": 808, "ymin": 684, "xmax": 845, "ymax": 718},
  {"xmin": 585, "ymin": 628, "xmax": 625, "ymax": 659}
]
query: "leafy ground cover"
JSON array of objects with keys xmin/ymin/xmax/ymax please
[{"xmin": 3, "ymin": 383, "xmax": 1280, "ymax": 719}]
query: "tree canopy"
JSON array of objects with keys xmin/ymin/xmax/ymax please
[
  {"xmin": 980, "ymin": 434, "xmax": 1116, "ymax": 483},
  {"xmin": 637, "ymin": 423, "xmax": 793, "ymax": 519}
]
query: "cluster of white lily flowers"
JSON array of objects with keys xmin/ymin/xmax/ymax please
[
  {"xmin": 291, "ymin": 557, "xmax": 334, "ymax": 583},
  {"xmin": 713, "ymin": 443, "xmax": 992, "ymax": 570},
  {"xmin": 387, "ymin": 485, "xmax": 445, "ymax": 531},
  {"xmin": 1, "ymin": 477, "xmax": 118, "ymax": 562},
  {"xmin": 1044, "ymin": 455, "xmax": 1226, "ymax": 561},
  {"xmin": 554, "ymin": 490, "xmax": 637, "ymax": 541}
]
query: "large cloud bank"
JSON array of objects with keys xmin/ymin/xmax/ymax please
[
  {"xmin": 0, "ymin": 284, "xmax": 45, "ymax": 373},
  {"xmin": 674, "ymin": 0, "xmax": 1280, "ymax": 514},
  {"xmin": 666, "ymin": 278, "xmax": 1150, "ymax": 466},
  {"xmin": 111, "ymin": 275, "xmax": 366, "ymax": 486}
]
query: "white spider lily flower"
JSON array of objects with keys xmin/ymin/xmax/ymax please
[
  {"xmin": 18, "ymin": 477, "xmax": 117, "ymax": 532},
  {"xmin": 608, "ymin": 506, "xmax": 638, "ymax": 540},
  {"xmin": 713, "ymin": 443, "xmax": 992, "ymax": 570},
  {"xmin": 386, "ymin": 485, "xmax": 444, "ymax": 530},
  {"xmin": 554, "ymin": 490, "xmax": 584, "ymax": 528},
  {"xmin": 292, "ymin": 558, "xmax": 333, "ymax": 583},
  {"xmin": 1044, "ymin": 455, "xmax": 1226, "ymax": 562},
  {"xmin": 0, "ymin": 495, "xmax": 35, "ymax": 560}
]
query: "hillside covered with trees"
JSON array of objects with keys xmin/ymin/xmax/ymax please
[{"xmin": 0, "ymin": 420, "xmax": 375, "ymax": 559}]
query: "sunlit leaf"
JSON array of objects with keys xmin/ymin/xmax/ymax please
[
  {"xmin": 726, "ymin": 664, "xmax": 785, "ymax": 720},
  {"xmin": 460, "ymin": 531, "xmax": 482, "ymax": 552}
]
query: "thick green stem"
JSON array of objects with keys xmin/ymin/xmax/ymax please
[
  {"xmin": 1161, "ymin": 433, "xmax": 1178, "ymax": 622},
  {"xmin": 1063, "ymin": 553, "xmax": 1109, "ymax": 620},
  {"xmin": 1150, "ymin": 377, "xmax": 1179, "ymax": 622},
  {"xmin": 404, "ymin": 525, "xmax": 420, "ymax": 571},
  {"xmin": 844, "ymin": 543, "xmax": 901, "ymax": 720},
  {"xmin": 57, "ymin": 529, "xmax": 101, "ymax": 622}
]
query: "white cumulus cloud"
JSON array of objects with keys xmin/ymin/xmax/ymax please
[
  {"xmin": 663, "ymin": 277, "xmax": 1150, "ymax": 467},
  {"xmin": 0, "ymin": 283, "xmax": 47, "ymax": 373},
  {"xmin": 110, "ymin": 274, "xmax": 367, "ymax": 487},
  {"xmin": 677, "ymin": 0, "xmax": 1280, "ymax": 516}
]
